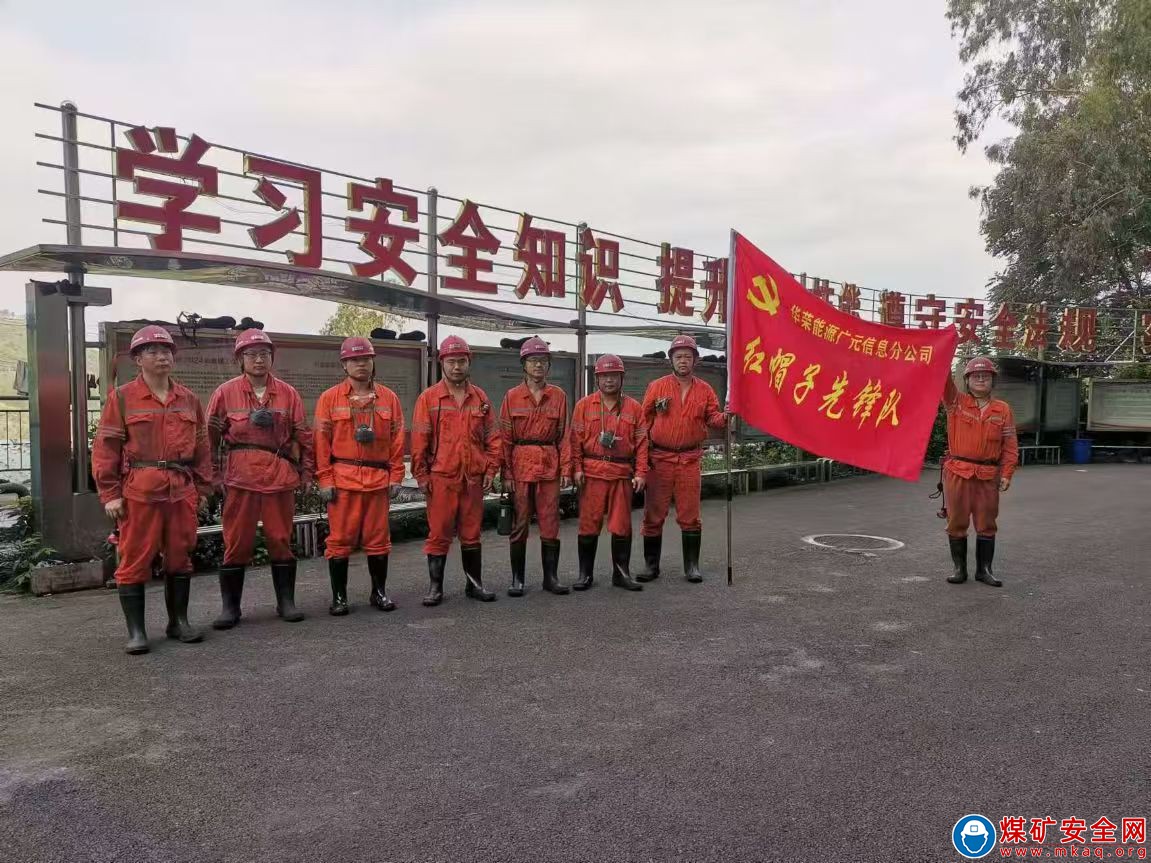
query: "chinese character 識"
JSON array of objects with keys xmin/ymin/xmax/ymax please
[
  {"xmin": 793, "ymin": 363, "xmax": 821, "ymax": 405},
  {"xmin": 989, "ymin": 303, "xmax": 1019, "ymax": 350},
  {"xmin": 768, "ymin": 349, "xmax": 796, "ymax": 393},
  {"xmin": 953, "ymin": 298, "xmax": 986, "ymax": 345},
  {"xmin": 876, "ymin": 388, "xmax": 900, "ymax": 427},
  {"xmin": 811, "ymin": 277, "xmax": 834, "ymax": 305},
  {"xmin": 345, "ymin": 177, "xmax": 419, "ymax": 283},
  {"xmin": 1059, "ymin": 818, "xmax": 1088, "ymax": 844},
  {"xmin": 439, "ymin": 199, "xmax": 501, "ymax": 294},
  {"xmin": 851, "ymin": 379, "xmax": 884, "ymax": 428},
  {"xmin": 998, "ymin": 817, "xmax": 1027, "ymax": 845},
  {"xmin": 701, "ymin": 257, "xmax": 727, "ymax": 324},
  {"xmin": 914, "ymin": 294, "xmax": 947, "ymax": 329},
  {"xmin": 580, "ymin": 227, "xmax": 624, "ymax": 313},
  {"xmin": 1021, "ymin": 304, "xmax": 1050, "ymax": 351},
  {"xmin": 514, "ymin": 213, "xmax": 566, "ymax": 299},
  {"xmin": 245, "ymin": 155, "xmax": 324, "ymax": 269},
  {"xmin": 657, "ymin": 244, "xmax": 695, "ymax": 316},
  {"xmin": 839, "ymin": 282, "xmax": 861, "ymax": 317},
  {"xmin": 818, "ymin": 371, "xmax": 849, "ymax": 419},
  {"xmin": 115, "ymin": 126, "xmax": 221, "ymax": 251},
  {"xmin": 743, "ymin": 337, "xmax": 765, "ymax": 375},
  {"xmin": 880, "ymin": 291, "xmax": 906, "ymax": 327},
  {"xmin": 1058, "ymin": 307, "xmax": 1098, "ymax": 353}
]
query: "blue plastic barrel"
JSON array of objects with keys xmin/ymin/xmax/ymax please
[{"xmin": 1069, "ymin": 438, "xmax": 1093, "ymax": 464}]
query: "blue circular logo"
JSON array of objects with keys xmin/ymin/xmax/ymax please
[{"xmin": 952, "ymin": 814, "xmax": 997, "ymax": 859}]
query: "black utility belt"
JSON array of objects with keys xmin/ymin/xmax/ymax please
[
  {"xmin": 651, "ymin": 444, "xmax": 700, "ymax": 453},
  {"xmin": 332, "ymin": 456, "xmax": 392, "ymax": 470},
  {"xmin": 514, "ymin": 439, "xmax": 559, "ymax": 446},
  {"xmin": 949, "ymin": 456, "xmax": 998, "ymax": 466},
  {"xmin": 592, "ymin": 454, "xmax": 634, "ymax": 464},
  {"xmin": 128, "ymin": 459, "xmax": 193, "ymax": 471},
  {"xmin": 228, "ymin": 443, "xmax": 298, "ymax": 466}
]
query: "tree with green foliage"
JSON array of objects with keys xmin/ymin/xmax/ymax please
[
  {"xmin": 318, "ymin": 304, "xmax": 408, "ymax": 337},
  {"xmin": 948, "ymin": 0, "xmax": 1151, "ymax": 308}
]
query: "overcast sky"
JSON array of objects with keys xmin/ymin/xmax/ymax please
[{"xmin": 0, "ymin": 0, "xmax": 998, "ymax": 349}]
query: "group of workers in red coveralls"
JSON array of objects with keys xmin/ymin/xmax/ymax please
[{"xmin": 92, "ymin": 324, "xmax": 1015, "ymax": 655}]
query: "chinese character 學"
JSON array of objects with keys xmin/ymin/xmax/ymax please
[
  {"xmin": 245, "ymin": 155, "xmax": 324, "ymax": 269},
  {"xmin": 743, "ymin": 337, "xmax": 765, "ymax": 375},
  {"xmin": 580, "ymin": 227, "xmax": 624, "ymax": 313},
  {"xmin": 818, "ymin": 372, "xmax": 849, "ymax": 419},
  {"xmin": 914, "ymin": 294, "xmax": 947, "ymax": 329},
  {"xmin": 701, "ymin": 258, "xmax": 727, "ymax": 324},
  {"xmin": 990, "ymin": 303, "xmax": 1020, "ymax": 350},
  {"xmin": 514, "ymin": 214, "xmax": 565, "ymax": 299},
  {"xmin": 838, "ymin": 283, "xmax": 861, "ymax": 317},
  {"xmin": 851, "ymin": 380, "xmax": 884, "ymax": 428},
  {"xmin": 439, "ymin": 199, "xmax": 501, "ymax": 294},
  {"xmin": 657, "ymin": 244, "xmax": 695, "ymax": 316},
  {"xmin": 879, "ymin": 291, "xmax": 906, "ymax": 327},
  {"xmin": 115, "ymin": 126, "xmax": 221, "ymax": 252},
  {"xmin": 953, "ymin": 298, "xmax": 985, "ymax": 345},
  {"xmin": 1058, "ymin": 307, "xmax": 1097, "ymax": 353},
  {"xmin": 345, "ymin": 178, "xmax": 418, "ymax": 283},
  {"xmin": 793, "ymin": 363, "xmax": 820, "ymax": 405}
]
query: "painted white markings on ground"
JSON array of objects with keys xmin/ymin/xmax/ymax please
[{"xmin": 801, "ymin": 534, "xmax": 906, "ymax": 556}]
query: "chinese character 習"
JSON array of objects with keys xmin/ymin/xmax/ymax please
[
  {"xmin": 439, "ymin": 199, "xmax": 501, "ymax": 294},
  {"xmin": 115, "ymin": 126, "xmax": 221, "ymax": 252},
  {"xmin": 580, "ymin": 227, "xmax": 624, "ymax": 313},
  {"xmin": 514, "ymin": 213, "xmax": 566, "ymax": 299},
  {"xmin": 345, "ymin": 178, "xmax": 419, "ymax": 283},
  {"xmin": 657, "ymin": 244, "xmax": 695, "ymax": 316},
  {"xmin": 245, "ymin": 155, "xmax": 324, "ymax": 269}
]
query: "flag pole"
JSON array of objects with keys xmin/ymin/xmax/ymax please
[{"xmin": 725, "ymin": 229, "xmax": 736, "ymax": 586}]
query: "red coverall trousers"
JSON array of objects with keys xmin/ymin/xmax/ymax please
[
  {"xmin": 222, "ymin": 488, "xmax": 296, "ymax": 565},
  {"xmin": 510, "ymin": 479, "xmax": 560, "ymax": 543},
  {"xmin": 326, "ymin": 490, "xmax": 393, "ymax": 558},
  {"xmin": 579, "ymin": 477, "xmax": 633, "ymax": 537},
  {"xmin": 115, "ymin": 497, "xmax": 198, "ymax": 586},
  {"xmin": 944, "ymin": 473, "xmax": 1000, "ymax": 538},
  {"xmin": 641, "ymin": 459, "xmax": 702, "ymax": 536},
  {"xmin": 424, "ymin": 475, "xmax": 485, "ymax": 555}
]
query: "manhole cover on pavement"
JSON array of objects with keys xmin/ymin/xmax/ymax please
[{"xmin": 801, "ymin": 534, "xmax": 905, "ymax": 554}]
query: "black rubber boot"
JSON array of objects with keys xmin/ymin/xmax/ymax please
[
  {"xmin": 367, "ymin": 554, "xmax": 396, "ymax": 611},
  {"xmin": 328, "ymin": 557, "xmax": 350, "ymax": 616},
  {"xmin": 423, "ymin": 554, "xmax": 446, "ymax": 606},
  {"xmin": 212, "ymin": 565, "xmax": 245, "ymax": 630},
  {"xmin": 508, "ymin": 541, "xmax": 527, "ymax": 597},
  {"xmin": 682, "ymin": 530, "xmax": 704, "ymax": 583},
  {"xmin": 541, "ymin": 539, "xmax": 569, "ymax": 595},
  {"xmin": 947, "ymin": 537, "xmax": 968, "ymax": 584},
  {"xmin": 461, "ymin": 545, "xmax": 496, "ymax": 602},
  {"xmin": 572, "ymin": 534, "xmax": 598, "ymax": 591},
  {"xmin": 636, "ymin": 534, "xmax": 661, "ymax": 582},
  {"xmin": 272, "ymin": 561, "xmax": 305, "ymax": 622},
  {"xmin": 118, "ymin": 583, "xmax": 150, "ymax": 655},
  {"xmin": 974, "ymin": 536, "xmax": 1002, "ymax": 587},
  {"xmin": 611, "ymin": 534, "xmax": 643, "ymax": 591},
  {"xmin": 163, "ymin": 573, "xmax": 202, "ymax": 643}
]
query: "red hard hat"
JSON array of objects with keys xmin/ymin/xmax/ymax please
[
  {"xmin": 129, "ymin": 325, "xmax": 176, "ymax": 354},
  {"xmin": 339, "ymin": 336, "xmax": 376, "ymax": 361},
  {"xmin": 439, "ymin": 335, "xmax": 472, "ymax": 360},
  {"xmin": 669, "ymin": 334, "xmax": 699, "ymax": 357},
  {"xmin": 964, "ymin": 356, "xmax": 998, "ymax": 377},
  {"xmin": 594, "ymin": 354, "xmax": 626, "ymax": 375},
  {"xmin": 519, "ymin": 336, "xmax": 551, "ymax": 360},
  {"xmin": 234, "ymin": 328, "xmax": 274, "ymax": 357}
]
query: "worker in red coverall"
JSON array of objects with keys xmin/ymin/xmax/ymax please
[
  {"xmin": 207, "ymin": 329, "xmax": 314, "ymax": 629},
  {"xmin": 411, "ymin": 335, "xmax": 500, "ymax": 605},
  {"xmin": 638, "ymin": 334, "xmax": 730, "ymax": 584},
  {"xmin": 570, "ymin": 353, "xmax": 648, "ymax": 592},
  {"xmin": 314, "ymin": 337, "xmax": 407, "ymax": 615},
  {"xmin": 941, "ymin": 356, "xmax": 1018, "ymax": 587},
  {"xmin": 92, "ymin": 325, "xmax": 212, "ymax": 655},
  {"xmin": 499, "ymin": 336, "xmax": 572, "ymax": 597}
]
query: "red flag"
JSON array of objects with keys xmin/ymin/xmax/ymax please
[{"xmin": 727, "ymin": 232, "xmax": 957, "ymax": 481}]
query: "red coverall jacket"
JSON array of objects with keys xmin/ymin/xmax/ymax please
[
  {"xmin": 314, "ymin": 380, "xmax": 407, "ymax": 491},
  {"xmin": 641, "ymin": 374, "xmax": 727, "ymax": 466},
  {"xmin": 207, "ymin": 374, "xmax": 314, "ymax": 492},
  {"xmin": 411, "ymin": 380, "xmax": 500, "ymax": 485},
  {"xmin": 499, "ymin": 383, "xmax": 572, "ymax": 482},
  {"xmin": 571, "ymin": 393, "xmax": 649, "ymax": 481},
  {"xmin": 92, "ymin": 376, "xmax": 213, "ymax": 505},
  {"xmin": 942, "ymin": 377, "xmax": 1019, "ymax": 482}
]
